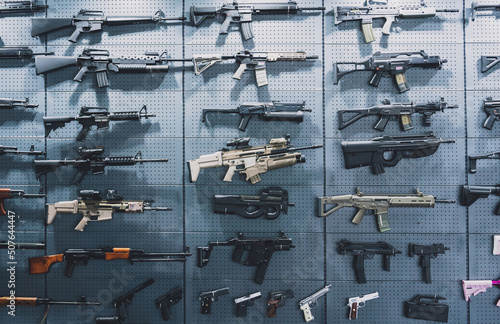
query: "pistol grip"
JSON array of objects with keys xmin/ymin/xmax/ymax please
[
  {"xmin": 267, "ymin": 303, "xmax": 277, "ymax": 318},
  {"xmin": 201, "ymin": 297, "xmax": 211, "ymax": 314},
  {"xmin": 381, "ymin": 16, "xmax": 395, "ymax": 35},
  {"xmin": 238, "ymin": 115, "xmax": 252, "ymax": 131},
  {"xmin": 76, "ymin": 125, "xmax": 90, "ymax": 141},
  {"xmin": 64, "ymin": 260, "xmax": 76, "ymax": 277},
  {"xmin": 220, "ymin": 15, "xmax": 231, "ymax": 34},
  {"xmin": 73, "ymin": 66, "xmax": 88, "ymax": 82},
  {"xmin": 483, "ymin": 115, "xmax": 496, "ymax": 130},
  {"xmin": 374, "ymin": 115, "xmax": 390, "ymax": 131},
  {"xmin": 160, "ymin": 304, "xmax": 172, "ymax": 321},
  {"xmin": 68, "ymin": 27, "xmax": 82, "ymax": 43},
  {"xmin": 255, "ymin": 261, "xmax": 269, "ymax": 284},
  {"xmin": 350, "ymin": 302, "xmax": 358, "ymax": 320},
  {"xmin": 369, "ymin": 71, "xmax": 383, "ymax": 87}
]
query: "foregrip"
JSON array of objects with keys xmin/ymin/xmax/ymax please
[{"xmin": 354, "ymin": 255, "xmax": 367, "ymax": 284}]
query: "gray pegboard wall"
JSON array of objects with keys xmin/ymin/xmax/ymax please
[{"xmin": 0, "ymin": 0, "xmax": 495, "ymax": 323}]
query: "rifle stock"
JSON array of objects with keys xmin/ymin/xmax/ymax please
[
  {"xmin": 35, "ymin": 56, "xmax": 78, "ymax": 74},
  {"xmin": 29, "ymin": 254, "xmax": 64, "ymax": 275},
  {"xmin": 31, "ymin": 18, "xmax": 73, "ymax": 37}
]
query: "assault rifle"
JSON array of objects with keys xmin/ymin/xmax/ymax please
[
  {"xmin": 188, "ymin": 135, "xmax": 322, "ymax": 184},
  {"xmin": 472, "ymin": 2, "xmax": 500, "ymax": 21},
  {"xmin": 29, "ymin": 247, "xmax": 191, "ymax": 276},
  {"xmin": 32, "ymin": 10, "xmax": 185, "ymax": 43},
  {"xmin": 338, "ymin": 97, "xmax": 458, "ymax": 131},
  {"xmin": 197, "ymin": 232, "xmax": 294, "ymax": 284},
  {"xmin": 0, "ymin": 145, "xmax": 45, "ymax": 156},
  {"xmin": 47, "ymin": 189, "xmax": 171, "ymax": 231},
  {"xmin": 338, "ymin": 239, "xmax": 401, "ymax": 284},
  {"xmin": 0, "ymin": 188, "xmax": 45, "ymax": 216},
  {"xmin": 43, "ymin": 105, "xmax": 155, "ymax": 141},
  {"xmin": 34, "ymin": 147, "xmax": 169, "ymax": 185},
  {"xmin": 469, "ymin": 151, "xmax": 500, "ymax": 173},
  {"xmin": 341, "ymin": 132, "xmax": 454, "ymax": 175},
  {"xmin": 333, "ymin": 51, "xmax": 448, "ymax": 93},
  {"xmin": 481, "ymin": 97, "xmax": 500, "ymax": 129},
  {"xmin": 191, "ymin": 50, "xmax": 318, "ymax": 87},
  {"xmin": 214, "ymin": 187, "xmax": 294, "ymax": 219},
  {"xmin": 318, "ymin": 188, "xmax": 455, "ymax": 232},
  {"xmin": 0, "ymin": 47, "xmax": 52, "ymax": 59},
  {"xmin": 461, "ymin": 185, "xmax": 500, "ymax": 211},
  {"xmin": 0, "ymin": 1, "xmax": 47, "ymax": 14},
  {"xmin": 202, "ymin": 101, "xmax": 310, "ymax": 131},
  {"xmin": 0, "ymin": 97, "xmax": 37, "ymax": 109},
  {"xmin": 190, "ymin": 1, "xmax": 325, "ymax": 41},
  {"xmin": 334, "ymin": 2, "xmax": 458, "ymax": 43},
  {"xmin": 35, "ymin": 48, "xmax": 180, "ymax": 88}
]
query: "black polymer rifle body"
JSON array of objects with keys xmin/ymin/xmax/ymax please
[
  {"xmin": 213, "ymin": 187, "xmax": 294, "ymax": 219},
  {"xmin": 341, "ymin": 132, "xmax": 454, "ymax": 175},
  {"xmin": 43, "ymin": 105, "xmax": 155, "ymax": 141},
  {"xmin": 0, "ymin": 1, "xmax": 47, "ymax": 14},
  {"xmin": 197, "ymin": 232, "xmax": 294, "ymax": 284},
  {"xmin": 189, "ymin": 1, "xmax": 325, "ymax": 40},
  {"xmin": 333, "ymin": 51, "xmax": 447, "ymax": 93},
  {"xmin": 461, "ymin": 185, "xmax": 500, "ymax": 213},
  {"xmin": 202, "ymin": 101, "xmax": 311, "ymax": 131},
  {"xmin": 34, "ymin": 147, "xmax": 169, "ymax": 185},
  {"xmin": 338, "ymin": 97, "xmax": 458, "ymax": 131},
  {"xmin": 338, "ymin": 239, "xmax": 402, "ymax": 284},
  {"xmin": 155, "ymin": 287, "xmax": 182, "ymax": 321},
  {"xmin": 35, "ymin": 48, "xmax": 177, "ymax": 88},
  {"xmin": 409, "ymin": 243, "xmax": 449, "ymax": 284},
  {"xmin": 31, "ymin": 9, "xmax": 185, "ymax": 43}
]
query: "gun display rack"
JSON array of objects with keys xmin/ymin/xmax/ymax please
[{"xmin": 0, "ymin": 0, "xmax": 494, "ymax": 323}]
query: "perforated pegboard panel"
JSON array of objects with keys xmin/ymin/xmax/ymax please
[
  {"xmin": 0, "ymin": 1, "xmax": 492, "ymax": 323},
  {"xmin": 46, "ymin": 185, "xmax": 183, "ymax": 232},
  {"xmin": 324, "ymin": 185, "xmax": 465, "ymax": 234},
  {"xmin": 325, "ymin": 43, "xmax": 464, "ymax": 92},
  {"xmin": 327, "ymin": 233, "xmax": 466, "ymax": 282},
  {"xmin": 186, "ymin": 184, "xmax": 324, "ymax": 232},
  {"xmin": 41, "ymin": 0, "xmax": 184, "ymax": 45},
  {"xmin": 185, "ymin": 44, "xmax": 322, "ymax": 91},
  {"xmin": 46, "ymin": 91, "xmax": 182, "ymax": 139},
  {"xmin": 47, "ymin": 278, "xmax": 185, "ymax": 323},
  {"xmin": 326, "ymin": 138, "xmax": 465, "ymax": 186},
  {"xmin": 186, "ymin": 279, "xmax": 327, "ymax": 323},
  {"xmin": 43, "ymin": 45, "xmax": 183, "ymax": 92},
  {"xmin": 185, "ymin": 0, "xmax": 324, "ymax": 45},
  {"xmin": 327, "ymin": 0, "xmax": 463, "ymax": 45},
  {"xmin": 185, "ymin": 136, "xmax": 323, "ymax": 185},
  {"xmin": 186, "ymin": 90, "xmax": 323, "ymax": 138},
  {"xmin": 326, "ymin": 90, "xmax": 465, "ymax": 138}
]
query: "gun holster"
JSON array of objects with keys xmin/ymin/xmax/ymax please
[{"xmin": 404, "ymin": 295, "xmax": 448, "ymax": 322}]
